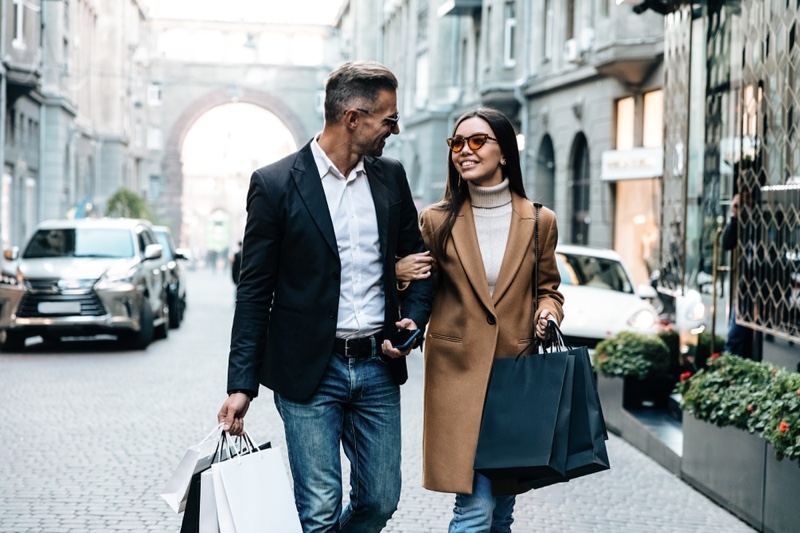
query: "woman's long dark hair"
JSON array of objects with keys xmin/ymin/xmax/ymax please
[{"xmin": 433, "ymin": 106, "xmax": 528, "ymax": 255}]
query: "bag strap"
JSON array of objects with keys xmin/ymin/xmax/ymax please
[
  {"xmin": 533, "ymin": 203, "xmax": 541, "ymax": 316},
  {"xmin": 516, "ymin": 203, "xmax": 542, "ymax": 360}
]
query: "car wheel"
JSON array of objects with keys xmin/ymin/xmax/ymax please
[
  {"xmin": 122, "ymin": 301, "xmax": 154, "ymax": 350},
  {"xmin": 155, "ymin": 297, "xmax": 170, "ymax": 340},
  {"xmin": 168, "ymin": 291, "xmax": 181, "ymax": 329},
  {"xmin": 1, "ymin": 331, "xmax": 27, "ymax": 352}
]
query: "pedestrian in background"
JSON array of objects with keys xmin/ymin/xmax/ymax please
[
  {"xmin": 723, "ymin": 192, "xmax": 754, "ymax": 358},
  {"xmin": 217, "ymin": 60, "xmax": 433, "ymax": 533},
  {"xmin": 397, "ymin": 107, "xmax": 564, "ymax": 531},
  {"xmin": 230, "ymin": 240, "xmax": 242, "ymax": 285}
]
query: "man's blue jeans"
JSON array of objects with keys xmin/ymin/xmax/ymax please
[
  {"xmin": 274, "ymin": 349, "xmax": 401, "ymax": 533},
  {"xmin": 449, "ymin": 472, "xmax": 515, "ymax": 533}
]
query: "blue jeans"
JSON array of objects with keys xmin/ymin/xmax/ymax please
[
  {"xmin": 449, "ymin": 472, "xmax": 516, "ymax": 533},
  {"xmin": 724, "ymin": 306, "xmax": 753, "ymax": 358},
  {"xmin": 274, "ymin": 350, "xmax": 401, "ymax": 533}
]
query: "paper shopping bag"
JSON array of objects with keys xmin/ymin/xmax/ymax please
[
  {"xmin": 162, "ymin": 425, "xmax": 224, "ymax": 513},
  {"xmin": 211, "ymin": 446, "xmax": 302, "ymax": 533},
  {"xmin": 474, "ymin": 350, "xmax": 574, "ymax": 483},
  {"xmin": 199, "ymin": 469, "xmax": 221, "ymax": 533},
  {"xmin": 564, "ymin": 345, "xmax": 610, "ymax": 480}
]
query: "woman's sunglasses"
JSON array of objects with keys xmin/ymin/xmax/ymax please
[{"xmin": 445, "ymin": 134, "xmax": 498, "ymax": 153}]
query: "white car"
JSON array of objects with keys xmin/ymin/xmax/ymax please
[{"xmin": 555, "ymin": 244, "xmax": 662, "ymax": 349}]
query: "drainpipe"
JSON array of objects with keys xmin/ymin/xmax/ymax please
[{"xmin": 0, "ymin": 0, "xmax": 8, "ymax": 249}]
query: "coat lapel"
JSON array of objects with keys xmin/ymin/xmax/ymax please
[
  {"xmin": 364, "ymin": 158, "xmax": 389, "ymax": 260},
  {"xmin": 451, "ymin": 198, "xmax": 494, "ymax": 312},
  {"xmin": 291, "ymin": 143, "xmax": 338, "ymax": 256},
  {"xmin": 492, "ymin": 196, "xmax": 535, "ymax": 304}
]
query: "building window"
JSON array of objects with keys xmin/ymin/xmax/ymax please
[
  {"xmin": 616, "ymin": 97, "xmax": 635, "ymax": 150},
  {"xmin": 12, "ymin": 0, "xmax": 25, "ymax": 49},
  {"xmin": 503, "ymin": 2, "xmax": 517, "ymax": 67},
  {"xmin": 148, "ymin": 82, "xmax": 163, "ymax": 106},
  {"xmin": 566, "ymin": 0, "xmax": 575, "ymax": 40},
  {"xmin": 415, "ymin": 50, "xmax": 429, "ymax": 109},
  {"xmin": 643, "ymin": 90, "xmax": 664, "ymax": 147},
  {"xmin": 543, "ymin": 0, "xmax": 553, "ymax": 62},
  {"xmin": 417, "ymin": 4, "xmax": 428, "ymax": 42},
  {"xmin": 147, "ymin": 127, "xmax": 163, "ymax": 150},
  {"xmin": 571, "ymin": 134, "xmax": 591, "ymax": 245}
]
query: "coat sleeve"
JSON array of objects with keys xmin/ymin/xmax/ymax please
[
  {"xmin": 535, "ymin": 208, "xmax": 565, "ymax": 325},
  {"xmin": 226, "ymin": 168, "xmax": 283, "ymax": 397}
]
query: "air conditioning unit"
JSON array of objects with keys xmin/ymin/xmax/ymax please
[{"xmin": 564, "ymin": 39, "xmax": 582, "ymax": 64}]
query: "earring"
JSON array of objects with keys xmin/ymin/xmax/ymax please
[{"xmin": 501, "ymin": 158, "xmax": 506, "ymax": 166}]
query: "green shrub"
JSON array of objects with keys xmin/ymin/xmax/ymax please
[
  {"xmin": 593, "ymin": 331, "xmax": 670, "ymax": 380},
  {"xmin": 676, "ymin": 354, "xmax": 800, "ymax": 464}
]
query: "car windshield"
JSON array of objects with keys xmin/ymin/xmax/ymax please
[
  {"xmin": 154, "ymin": 231, "xmax": 175, "ymax": 260},
  {"xmin": 556, "ymin": 252, "xmax": 634, "ymax": 294},
  {"xmin": 23, "ymin": 228, "xmax": 135, "ymax": 259}
]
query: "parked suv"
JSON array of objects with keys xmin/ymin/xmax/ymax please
[
  {"xmin": 152, "ymin": 225, "xmax": 188, "ymax": 328},
  {"xmin": 0, "ymin": 218, "xmax": 170, "ymax": 350}
]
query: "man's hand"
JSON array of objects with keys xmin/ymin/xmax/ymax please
[
  {"xmin": 218, "ymin": 392, "xmax": 251, "ymax": 436},
  {"xmin": 381, "ymin": 318, "xmax": 419, "ymax": 358}
]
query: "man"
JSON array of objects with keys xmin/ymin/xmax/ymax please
[
  {"xmin": 230, "ymin": 241, "xmax": 242, "ymax": 285},
  {"xmin": 218, "ymin": 61, "xmax": 433, "ymax": 532},
  {"xmin": 722, "ymin": 192, "xmax": 754, "ymax": 358}
]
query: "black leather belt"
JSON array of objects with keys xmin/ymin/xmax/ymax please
[{"xmin": 333, "ymin": 333, "xmax": 384, "ymax": 358}]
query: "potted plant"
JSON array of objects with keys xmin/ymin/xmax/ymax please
[
  {"xmin": 676, "ymin": 354, "xmax": 800, "ymax": 532},
  {"xmin": 593, "ymin": 331, "xmax": 672, "ymax": 411}
]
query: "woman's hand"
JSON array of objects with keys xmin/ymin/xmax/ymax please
[
  {"xmin": 395, "ymin": 251, "xmax": 433, "ymax": 282},
  {"xmin": 535, "ymin": 309, "xmax": 554, "ymax": 339}
]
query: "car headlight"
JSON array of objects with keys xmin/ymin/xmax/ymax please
[
  {"xmin": 0, "ymin": 272, "xmax": 19, "ymax": 285},
  {"xmin": 627, "ymin": 308, "xmax": 658, "ymax": 330},
  {"xmin": 95, "ymin": 268, "xmax": 136, "ymax": 288}
]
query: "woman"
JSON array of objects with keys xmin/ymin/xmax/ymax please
[{"xmin": 398, "ymin": 107, "xmax": 564, "ymax": 531}]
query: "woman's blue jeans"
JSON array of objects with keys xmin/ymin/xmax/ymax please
[
  {"xmin": 449, "ymin": 472, "xmax": 516, "ymax": 533},
  {"xmin": 274, "ymin": 350, "xmax": 401, "ymax": 533}
]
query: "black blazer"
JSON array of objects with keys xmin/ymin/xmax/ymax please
[{"xmin": 227, "ymin": 141, "xmax": 434, "ymax": 401}]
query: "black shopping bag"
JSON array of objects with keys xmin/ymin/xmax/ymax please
[
  {"xmin": 179, "ymin": 471, "xmax": 202, "ymax": 533},
  {"xmin": 564, "ymin": 345, "xmax": 610, "ymax": 480},
  {"xmin": 474, "ymin": 350, "xmax": 574, "ymax": 482}
]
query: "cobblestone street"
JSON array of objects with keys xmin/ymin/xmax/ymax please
[{"xmin": 0, "ymin": 269, "xmax": 757, "ymax": 533}]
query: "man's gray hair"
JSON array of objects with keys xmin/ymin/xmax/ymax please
[{"xmin": 324, "ymin": 61, "xmax": 398, "ymax": 124}]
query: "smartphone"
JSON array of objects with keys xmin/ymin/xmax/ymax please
[{"xmin": 393, "ymin": 329, "xmax": 422, "ymax": 351}]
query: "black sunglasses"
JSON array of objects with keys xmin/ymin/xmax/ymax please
[
  {"xmin": 446, "ymin": 134, "xmax": 498, "ymax": 153},
  {"xmin": 355, "ymin": 108, "xmax": 400, "ymax": 129}
]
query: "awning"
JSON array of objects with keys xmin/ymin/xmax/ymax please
[
  {"xmin": 438, "ymin": 0, "xmax": 482, "ymax": 17},
  {"xmin": 601, "ymin": 147, "xmax": 663, "ymax": 181}
]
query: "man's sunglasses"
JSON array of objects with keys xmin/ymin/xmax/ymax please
[
  {"xmin": 446, "ymin": 134, "xmax": 498, "ymax": 153},
  {"xmin": 355, "ymin": 108, "xmax": 400, "ymax": 129}
]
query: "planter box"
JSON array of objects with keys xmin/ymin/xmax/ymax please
[
  {"xmin": 763, "ymin": 446, "xmax": 800, "ymax": 533},
  {"xmin": 681, "ymin": 415, "xmax": 766, "ymax": 530},
  {"xmin": 596, "ymin": 374, "xmax": 624, "ymax": 434}
]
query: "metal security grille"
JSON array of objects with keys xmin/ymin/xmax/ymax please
[
  {"xmin": 738, "ymin": 0, "xmax": 800, "ymax": 342},
  {"xmin": 660, "ymin": 5, "xmax": 693, "ymax": 295}
]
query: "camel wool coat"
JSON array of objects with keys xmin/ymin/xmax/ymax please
[{"xmin": 419, "ymin": 193, "xmax": 564, "ymax": 495}]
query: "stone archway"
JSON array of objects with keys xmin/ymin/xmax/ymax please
[{"xmin": 160, "ymin": 88, "xmax": 309, "ymax": 242}]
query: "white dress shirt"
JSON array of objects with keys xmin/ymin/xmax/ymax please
[{"xmin": 311, "ymin": 136, "xmax": 385, "ymax": 338}]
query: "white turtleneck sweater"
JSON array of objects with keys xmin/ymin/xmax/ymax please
[{"xmin": 468, "ymin": 178, "xmax": 512, "ymax": 296}]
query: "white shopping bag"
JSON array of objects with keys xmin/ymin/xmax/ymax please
[
  {"xmin": 161, "ymin": 424, "xmax": 224, "ymax": 513},
  {"xmin": 211, "ymin": 445, "xmax": 302, "ymax": 533},
  {"xmin": 199, "ymin": 469, "xmax": 221, "ymax": 533}
]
